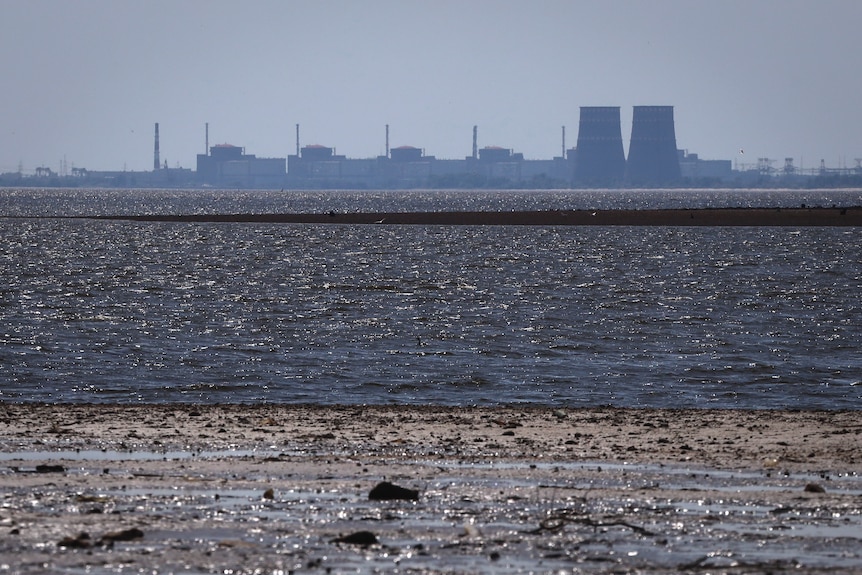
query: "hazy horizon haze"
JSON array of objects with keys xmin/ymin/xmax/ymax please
[{"xmin": 1, "ymin": 0, "xmax": 860, "ymax": 173}]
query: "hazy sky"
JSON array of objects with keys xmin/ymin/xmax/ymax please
[{"xmin": 2, "ymin": 0, "xmax": 860, "ymax": 173}]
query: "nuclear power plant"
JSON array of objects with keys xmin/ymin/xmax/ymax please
[
  {"xmin": 29, "ymin": 104, "xmax": 862, "ymax": 189},
  {"xmin": 190, "ymin": 107, "xmax": 694, "ymax": 188}
]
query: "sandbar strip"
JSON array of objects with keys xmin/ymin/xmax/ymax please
[{"xmin": 88, "ymin": 207, "xmax": 862, "ymax": 226}]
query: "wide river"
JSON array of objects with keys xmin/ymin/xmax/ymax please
[{"xmin": 1, "ymin": 188, "xmax": 860, "ymax": 408}]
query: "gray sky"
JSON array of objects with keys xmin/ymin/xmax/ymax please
[{"xmin": 2, "ymin": 0, "xmax": 860, "ymax": 173}]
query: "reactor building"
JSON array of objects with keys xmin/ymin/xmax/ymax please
[{"xmin": 196, "ymin": 143, "xmax": 286, "ymax": 187}]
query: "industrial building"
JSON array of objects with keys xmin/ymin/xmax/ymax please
[
  {"xmin": 196, "ymin": 143, "xmax": 286, "ymax": 188},
  {"xmin": 678, "ymin": 152, "xmax": 733, "ymax": 182},
  {"xmin": 169, "ymin": 115, "xmax": 726, "ymax": 188},
  {"xmin": 284, "ymin": 125, "xmax": 573, "ymax": 188},
  {"xmin": 3, "ymin": 114, "xmax": 753, "ymax": 189}
]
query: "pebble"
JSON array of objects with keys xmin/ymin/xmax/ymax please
[
  {"xmin": 332, "ymin": 530, "xmax": 378, "ymax": 545},
  {"xmin": 369, "ymin": 481, "xmax": 419, "ymax": 501},
  {"xmin": 803, "ymin": 483, "xmax": 826, "ymax": 494}
]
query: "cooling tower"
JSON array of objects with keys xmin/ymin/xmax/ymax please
[
  {"xmin": 574, "ymin": 107, "xmax": 626, "ymax": 185},
  {"xmin": 625, "ymin": 106, "xmax": 681, "ymax": 185}
]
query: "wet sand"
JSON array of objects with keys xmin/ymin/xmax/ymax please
[
  {"xmin": 1, "ymin": 404, "xmax": 861, "ymax": 573},
  {"xmin": 96, "ymin": 206, "xmax": 862, "ymax": 226}
]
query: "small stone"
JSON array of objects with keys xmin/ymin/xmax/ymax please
[
  {"xmin": 99, "ymin": 527, "xmax": 144, "ymax": 544},
  {"xmin": 369, "ymin": 481, "xmax": 419, "ymax": 501},
  {"xmin": 263, "ymin": 488, "xmax": 275, "ymax": 500},
  {"xmin": 804, "ymin": 483, "xmax": 826, "ymax": 493},
  {"xmin": 332, "ymin": 530, "xmax": 378, "ymax": 545},
  {"xmin": 58, "ymin": 532, "xmax": 91, "ymax": 548}
]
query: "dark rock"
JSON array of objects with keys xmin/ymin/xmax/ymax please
[
  {"xmin": 35, "ymin": 464, "xmax": 65, "ymax": 473},
  {"xmin": 804, "ymin": 483, "xmax": 826, "ymax": 493},
  {"xmin": 99, "ymin": 527, "xmax": 144, "ymax": 544},
  {"xmin": 58, "ymin": 532, "xmax": 91, "ymax": 548},
  {"xmin": 333, "ymin": 530, "xmax": 378, "ymax": 545},
  {"xmin": 368, "ymin": 481, "xmax": 419, "ymax": 501}
]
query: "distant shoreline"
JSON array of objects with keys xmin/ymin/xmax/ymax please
[{"xmin": 84, "ymin": 206, "xmax": 862, "ymax": 226}]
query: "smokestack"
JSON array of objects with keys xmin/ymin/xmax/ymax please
[
  {"xmin": 472, "ymin": 125, "xmax": 478, "ymax": 160},
  {"xmin": 385, "ymin": 124, "xmax": 390, "ymax": 158},
  {"xmin": 205, "ymin": 123, "xmax": 209, "ymax": 156},
  {"xmin": 561, "ymin": 125, "xmax": 566, "ymax": 159},
  {"xmin": 574, "ymin": 107, "xmax": 626, "ymax": 185},
  {"xmin": 296, "ymin": 124, "xmax": 300, "ymax": 157},
  {"xmin": 153, "ymin": 123, "xmax": 160, "ymax": 171}
]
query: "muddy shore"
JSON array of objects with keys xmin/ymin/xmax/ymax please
[
  {"xmin": 1, "ymin": 404, "xmax": 861, "ymax": 573},
  {"xmin": 93, "ymin": 206, "xmax": 862, "ymax": 226}
]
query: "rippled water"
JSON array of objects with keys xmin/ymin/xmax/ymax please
[
  {"xmin": 2, "ymin": 186, "xmax": 862, "ymax": 216},
  {"xmin": 1, "ymin": 188, "xmax": 861, "ymax": 407}
]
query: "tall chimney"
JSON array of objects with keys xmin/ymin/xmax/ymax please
[
  {"xmin": 296, "ymin": 124, "xmax": 300, "ymax": 157},
  {"xmin": 472, "ymin": 125, "xmax": 478, "ymax": 160},
  {"xmin": 153, "ymin": 123, "xmax": 160, "ymax": 170},
  {"xmin": 205, "ymin": 123, "xmax": 209, "ymax": 156},
  {"xmin": 561, "ymin": 125, "xmax": 566, "ymax": 159},
  {"xmin": 385, "ymin": 124, "xmax": 390, "ymax": 158}
]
